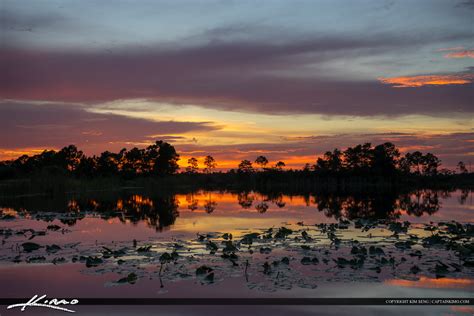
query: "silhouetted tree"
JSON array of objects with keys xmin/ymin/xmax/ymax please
[
  {"xmin": 371, "ymin": 142, "xmax": 400, "ymax": 175},
  {"xmin": 238, "ymin": 160, "xmax": 254, "ymax": 173},
  {"xmin": 343, "ymin": 143, "xmax": 372, "ymax": 172},
  {"xmin": 398, "ymin": 155, "xmax": 411, "ymax": 174},
  {"xmin": 122, "ymin": 147, "xmax": 146, "ymax": 176},
  {"xmin": 75, "ymin": 156, "xmax": 97, "ymax": 177},
  {"xmin": 57, "ymin": 145, "xmax": 84, "ymax": 172},
  {"xmin": 0, "ymin": 140, "xmax": 451, "ymax": 180},
  {"xmin": 149, "ymin": 141, "xmax": 180, "ymax": 175},
  {"xmin": 203, "ymin": 155, "xmax": 216, "ymax": 174},
  {"xmin": 315, "ymin": 149, "xmax": 343, "ymax": 173},
  {"xmin": 302, "ymin": 163, "xmax": 312, "ymax": 173},
  {"xmin": 403, "ymin": 151, "xmax": 424, "ymax": 175},
  {"xmin": 96, "ymin": 150, "xmax": 123, "ymax": 176},
  {"xmin": 153, "ymin": 140, "xmax": 179, "ymax": 174},
  {"xmin": 457, "ymin": 161, "xmax": 468, "ymax": 174},
  {"xmin": 186, "ymin": 157, "xmax": 199, "ymax": 174},
  {"xmin": 422, "ymin": 153, "xmax": 441, "ymax": 176},
  {"xmin": 274, "ymin": 161, "xmax": 286, "ymax": 171},
  {"xmin": 255, "ymin": 156, "xmax": 269, "ymax": 171}
]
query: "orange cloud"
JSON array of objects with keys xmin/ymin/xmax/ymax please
[
  {"xmin": 444, "ymin": 50, "xmax": 474, "ymax": 59},
  {"xmin": 379, "ymin": 74, "xmax": 473, "ymax": 88},
  {"xmin": 436, "ymin": 46, "xmax": 466, "ymax": 52}
]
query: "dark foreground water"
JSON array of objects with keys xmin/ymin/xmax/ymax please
[{"xmin": 0, "ymin": 189, "xmax": 473, "ymax": 315}]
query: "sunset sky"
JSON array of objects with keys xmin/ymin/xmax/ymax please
[{"xmin": 1, "ymin": 0, "xmax": 473, "ymax": 169}]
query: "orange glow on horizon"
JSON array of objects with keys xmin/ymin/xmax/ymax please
[
  {"xmin": 0, "ymin": 148, "xmax": 58, "ymax": 161},
  {"xmin": 178, "ymin": 154, "xmax": 315, "ymax": 171}
]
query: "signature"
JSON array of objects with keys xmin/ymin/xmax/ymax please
[{"xmin": 7, "ymin": 294, "xmax": 79, "ymax": 313}]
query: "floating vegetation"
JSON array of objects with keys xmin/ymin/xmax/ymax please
[
  {"xmin": 47, "ymin": 225, "xmax": 61, "ymax": 231},
  {"xmin": 85, "ymin": 256, "xmax": 103, "ymax": 268},
  {"xmin": 1, "ymin": 214, "xmax": 473, "ymax": 293},
  {"xmin": 136, "ymin": 245, "xmax": 152, "ymax": 252},
  {"xmin": 46, "ymin": 244, "xmax": 61, "ymax": 253},
  {"xmin": 274, "ymin": 227, "xmax": 293, "ymax": 239},
  {"xmin": 116, "ymin": 272, "xmax": 138, "ymax": 285},
  {"xmin": 21, "ymin": 242, "xmax": 41, "ymax": 252}
]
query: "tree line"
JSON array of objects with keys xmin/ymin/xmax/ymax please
[
  {"xmin": 0, "ymin": 141, "xmax": 179, "ymax": 179},
  {"xmin": 0, "ymin": 140, "xmax": 470, "ymax": 179}
]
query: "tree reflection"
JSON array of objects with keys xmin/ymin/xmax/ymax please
[
  {"xmin": 59, "ymin": 194, "xmax": 180, "ymax": 231},
  {"xmin": 203, "ymin": 192, "xmax": 217, "ymax": 214},
  {"xmin": 0, "ymin": 189, "xmax": 458, "ymax": 229},
  {"xmin": 310, "ymin": 193, "xmax": 400, "ymax": 220},
  {"xmin": 186, "ymin": 193, "xmax": 199, "ymax": 211},
  {"xmin": 459, "ymin": 189, "xmax": 470, "ymax": 205},
  {"xmin": 237, "ymin": 191, "xmax": 254, "ymax": 209},
  {"xmin": 108, "ymin": 195, "xmax": 179, "ymax": 231},
  {"xmin": 255, "ymin": 201, "xmax": 269, "ymax": 213},
  {"xmin": 235, "ymin": 190, "xmax": 444, "ymax": 220},
  {"xmin": 398, "ymin": 190, "xmax": 440, "ymax": 216}
]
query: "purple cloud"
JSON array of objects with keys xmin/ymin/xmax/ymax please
[
  {"xmin": 0, "ymin": 101, "xmax": 218, "ymax": 149},
  {"xmin": 1, "ymin": 32, "xmax": 473, "ymax": 116}
]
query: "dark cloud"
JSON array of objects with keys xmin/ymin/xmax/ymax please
[
  {"xmin": 1, "ymin": 9, "xmax": 69, "ymax": 33},
  {"xmin": 1, "ymin": 31, "xmax": 473, "ymax": 116},
  {"xmin": 0, "ymin": 101, "xmax": 218, "ymax": 148},
  {"xmin": 457, "ymin": 0, "xmax": 474, "ymax": 9}
]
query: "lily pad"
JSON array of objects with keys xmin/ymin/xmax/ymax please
[
  {"xmin": 240, "ymin": 233, "xmax": 260, "ymax": 244},
  {"xmin": 301, "ymin": 257, "xmax": 318, "ymax": 265},
  {"xmin": 196, "ymin": 265, "xmax": 213, "ymax": 275},
  {"xmin": 85, "ymin": 256, "xmax": 103, "ymax": 268},
  {"xmin": 22, "ymin": 242, "xmax": 41, "ymax": 252},
  {"xmin": 222, "ymin": 233, "xmax": 232, "ymax": 240},
  {"xmin": 206, "ymin": 241, "xmax": 218, "ymax": 252},
  {"xmin": 136, "ymin": 245, "xmax": 152, "ymax": 252},
  {"xmin": 46, "ymin": 244, "xmax": 61, "ymax": 254},
  {"xmin": 47, "ymin": 225, "xmax": 61, "ymax": 231},
  {"xmin": 274, "ymin": 227, "xmax": 293, "ymax": 239},
  {"xmin": 27, "ymin": 256, "xmax": 46, "ymax": 263},
  {"xmin": 117, "ymin": 272, "xmax": 138, "ymax": 284}
]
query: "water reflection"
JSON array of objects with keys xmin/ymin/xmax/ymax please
[
  {"xmin": 110, "ymin": 195, "xmax": 179, "ymax": 231},
  {"xmin": 386, "ymin": 277, "xmax": 474, "ymax": 289},
  {"xmin": 399, "ymin": 190, "xmax": 440, "ymax": 217},
  {"xmin": 0, "ymin": 190, "xmax": 472, "ymax": 231}
]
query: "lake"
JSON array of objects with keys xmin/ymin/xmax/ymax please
[{"xmin": 0, "ymin": 189, "xmax": 473, "ymax": 315}]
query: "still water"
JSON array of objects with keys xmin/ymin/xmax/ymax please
[{"xmin": 0, "ymin": 189, "xmax": 473, "ymax": 315}]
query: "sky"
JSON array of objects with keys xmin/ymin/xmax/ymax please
[{"xmin": 1, "ymin": 0, "xmax": 473, "ymax": 169}]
